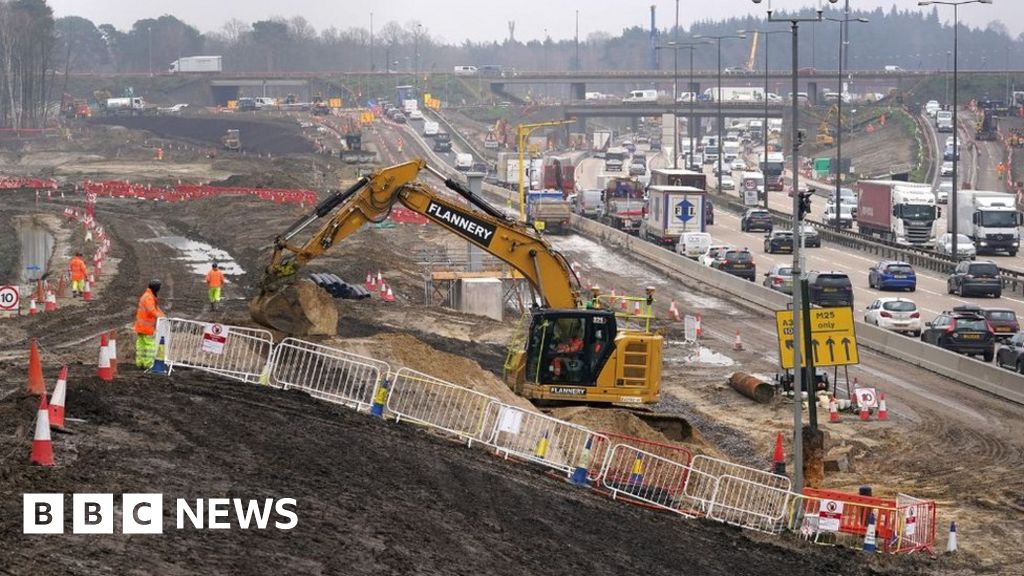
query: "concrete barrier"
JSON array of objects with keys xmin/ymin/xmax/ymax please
[{"xmin": 570, "ymin": 214, "xmax": 1024, "ymax": 405}]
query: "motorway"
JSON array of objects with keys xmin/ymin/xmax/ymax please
[{"xmin": 576, "ymin": 148, "xmax": 1024, "ymax": 334}]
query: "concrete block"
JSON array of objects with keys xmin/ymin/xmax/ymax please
[{"xmin": 457, "ymin": 278, "xmax": 503, "ymax": 321}]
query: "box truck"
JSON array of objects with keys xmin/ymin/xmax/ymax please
[
  {"xmin": 856, "ymin": 180, "xmax": 939, "ymax": 245},
  {"xmin": 169, "ymin": 56, "xmax": 222, "ymax": 73},
  {"xmin": 526, "ymin": 191, "xmax": 571, "ymax": 233},
  {"xmin": 957, "ymin": 190, "xmax": 1023, "ymax": 256},
  {"xmin": 639, "ymin": 186, "xmax": 707, "ymax": 245}
]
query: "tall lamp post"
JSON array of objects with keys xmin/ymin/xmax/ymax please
[
  {"xmin": 919, "ymin": 0, "xmax": 993, "ymax": 260},
  {"xmin": 825, "ymin": 15, "xmax": 869, "ymax": 230},
  {"xmin": 694, "ymin": 33, "xmax": 746, "ymax": 196},
  {"xmin": 370, "ymin": 12, "xmax": 374, "ymax": 72},
  {"xmin": 655, "ymin": 41, "xmax": 710, "ymax": 169},
  {"xmin": 414, "ymin": 24, "xmax": 423, "ymax": 92},
  {"xmin": 753, "ymin": 0, "xmax": 840, "ymax": 496},
  {"xmin": 739, "ymin": 28, "xmax": 788, "ymax": 209}
]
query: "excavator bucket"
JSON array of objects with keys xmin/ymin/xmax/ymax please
[{"xmin": 249, "ymin": 280, "xmax": 338, "ymax": 336}]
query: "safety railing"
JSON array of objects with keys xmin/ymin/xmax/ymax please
[
  {"xmin": 684, "ymin": 455, "xmax": 792, "ymax": 516},
  {"xmin": 486, "ymin": 402, "xmax": 605, "ymax": 476},
  {"xmin": 599, "ymin": 443, "xmax": 710, "ymax": 516},
  {"xmin": 268, "ymin": 338, "xmax": 390, "ymax": 411},
  {"xmin": 589, "ymin": 432, "xmax": 693, "ymax": 485},
  {"xmin": 705, "ymin": 474, "xmax": 793, "ymax": 535},
  {"xmin": 385, "ymin": 368, "xmax": 499, "ymax": 446},
  {"xmin": 162, "ymin": 318, "xmax": 274, "ymax": 385},
  {"xmin": 894, "ymin": 493, "xmax": 937, "ymax": 553}
]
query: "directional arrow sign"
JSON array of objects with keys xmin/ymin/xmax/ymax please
[
  {"xmin": 774, "ymin": 307, "xmax": 859, "ymax": 369},
  {"xmin": 675, "ymin": 199, "xmax": 695, "ymax": 223}
]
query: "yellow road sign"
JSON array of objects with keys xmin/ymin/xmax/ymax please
[{"xmin": 775, "ymin": 307, "xmax": 859, "ymax": 369}]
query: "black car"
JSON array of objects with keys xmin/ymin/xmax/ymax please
[
  {"xmin": 740, "ymin": 208, "xmax": 773, "ymax": 233},
  {"xmin": 798, "ymin": 224, "xmax": 821, "ymax": 248},
  {"xmin": 947, "ymin": 260, "xmax": 1002, "ymax": 298},
  {"xmin": 921, "ymin": 305, "xmax": 996, "ymax": 362},
  {"xmin": 705, "ymin": 198, "xmax": 715, "ymax": 226},
  {"xmin": 807, "ymin": 271, "xmax": 854, "ymax": 307},
  {"xmin": 712, "ymin": 248, "xmax": 756, "ymax": 281},
  {"xmin": 764, "ymin": 230, "xmax": 794, "ymax": 254},
  {"xmin": 995, "ymin": 331, "xmax": 1024, "ymax": 372}
]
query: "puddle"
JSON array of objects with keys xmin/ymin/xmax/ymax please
[
  {"xmin": 685, "ymin": 346, "xmax": 735, "ymax": 366},
  {"xmin": 142, "ymin": 236, "xmax": 245, "ymax": 276},
  {"xmin": 16, "ymin": 219, "xmax": 54, "ymax": 283}
]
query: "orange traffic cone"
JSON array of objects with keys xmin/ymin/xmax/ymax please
[
  {"xmin": 878, "ymin": 392, "xmax": 888, "ymax": 421},
  {"xmin": 30, "ymin": 394, "xmax": 54, "ymax": 466},
  {"xmin": 44, "ymin": 290, "xmax": 57, "ymax": 312},
  {"xmin": 696, "ymin": 313, "xmax": 703, "ymax": 338},
  {"xmin": 384, "ymin": 287, "xmax": 395, "ymax": 302},
  {"xmin": 49, "ymin": 365, "xmax": 67, "ymax": 430},
  {"xmin": 108, "ymin": 330, "xmax": 118, "ymax": 378},
  {"xmin": 378, "ymin": 281, "xmax": 387, "ymax": 298},
  {"xmin": 733, "ymin": 330, "xmax": 744, "ymax": 351},
  {"xmin": 27, "ymin": 339, "xmax": 45, "ymax": 395},
  {"xmin": 96, "ymin": 334, "xmax": 113, "ymax": 381},
  {"xmin": 36, "ymin": 279, "xmax": 44, "ymax": 302},
  {"xmin": 668, "ymin": 300, "xmax": 680, "ymax": 321},
  {"xmin": 859, "ymin": 399, "xmax": 870, "ymax": 421},
  {"xmin": 772, "ymin": 432, "xmax": 786, "ymax": 475},
  {"xmin": 82, "ymin": 280, "xmax": 92, "ymax": 301},
  {"xmin": 829, "ymin": 395, "xmax": 840, "ymax": 422},
  {"xmin": 29, "ymin": 298, "xmax": 38, "ymax": 315}
]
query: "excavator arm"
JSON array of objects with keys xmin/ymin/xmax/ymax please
[{"xmin": 261, "ymin": 159, "xmax": 580, "ymax": 309}]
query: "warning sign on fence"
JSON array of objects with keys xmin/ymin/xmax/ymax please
[
  {"xmin": 818, "ymin": 499, "xmax": 844, "ymax": 532},
  {"xmin": 201, "ymin": 323, "xmax": 229, "ymax": 355},
  {"xmin": 904, "ymin": 506, "xmax": 917, "ymax": 536}
]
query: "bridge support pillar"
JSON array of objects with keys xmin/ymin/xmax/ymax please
[
  {"xmin": 807, "ymin": 82, "xmax": 819, "ymax": 106},
  {"xmin": 570, "ymin": 82, "xmax": 587, "ymax": 101},
  {"xmin": 689, "ymin": 81, "xmax": 701, "ymax": 99}
]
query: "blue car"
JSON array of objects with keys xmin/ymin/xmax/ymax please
[{"xmin": 868, "ymin": 260, "xmax": 917, "ymax": 291}]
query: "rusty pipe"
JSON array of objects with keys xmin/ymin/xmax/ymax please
[{"xmin": 728, "ymin": 372, "xmax": 775, "ymax": 404}]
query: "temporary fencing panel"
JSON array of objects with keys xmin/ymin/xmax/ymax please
[
  {"xmin": 894, "ymin": 493, "xmax": 936, "ymax": 553},
  {"xmin": 268, "ymin": 338, "xmax": 390, "ymax": 411},
  {"xmin": 705, "ymin": 474, "xmax": 793, "ymax": 534},
  {"xmin": 163, "ymin": 318, "xmax": 274, "ymax": 384},
  {"xmin": 486, "ymin": 403, "xmax": 606, "ymax": 476},
  {"xmin": 386, "ymin": 368, "xmax": 499, "ymax": 445},
  {"xmin": 683, "ymin": 454, "xmax": 792, "ymax": 525},
  {"xmin": 590, "ymin": 432, "xmax": 693, "ymax": 485},
  {"xmin": 599, "ymin": 443, "xmax": 713, "ymax": 516}
]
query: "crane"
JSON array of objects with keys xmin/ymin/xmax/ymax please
[{"xmin": 745, "ymin": 31, "xmax": 760, "ymax": 72}]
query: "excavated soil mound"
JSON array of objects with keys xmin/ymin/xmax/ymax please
[
  {"xmin": 0, "ymin": 368, "xmax": 943, "ymax": 576},
  {"xmin": 90, "ymin": 116, "xmax": 314, "ymax": 156}
]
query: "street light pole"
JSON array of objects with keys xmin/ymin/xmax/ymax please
[
  {"xmin": 825, "ymin": 15, "xmax": 869, "ymax": 231},
  {"xmin": 741, "ymin": 28, "xmax": 788, "ymax": 209},
  {"xmin": 370, "ymin": 12, "xmax": 374, "ymax": 72},
  {"xmin": 919, "ymin": 0, "xmax": 993, "ymax": 260},
  {"xmin": 695, "ymin": 33, "xmax": 746, "ymax": 195},
  {"xmin": 656, "ymin": 42, "xmax": 681, "ymax": 168},
  {"xmin": 148, "ymin": 26, "xmax": 152, "ymax": 77}
]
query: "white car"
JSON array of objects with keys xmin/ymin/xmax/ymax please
[
  {"xmin": 408, "ymin": 109, "xmax": 423, "ymax": 120},
  {"xmin": 864, "ymin": 297, "xmax": 922, "ymax": 337},
  {"xmin": 941, "ymin": 161, "xmax": 954, "ymax": 177},
  {"xmin": 935, "ymin": 179, "xmax": 952, "ymax": 204},
  {"xmin": 730, "ymin": 159, "xmax": 747, "ymax": 172},
  {"xmin": 700, "ymin": 244, "xmax": 734, "ymax": 267},
  {"xmin": 926, "ymin": 100, "xmax": 940, "ymax": 117},
  {"xmin": 935, "ymin": 232, "xmax": 976, "ymax": 259},
  {"xmin": 719, "ymin": 175, "xmax": 735, "ymax": 191}
]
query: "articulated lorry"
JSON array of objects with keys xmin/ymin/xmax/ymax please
[
  {"xmin": 639, "ymin": 186, "xmax": 707, "ymax": 245},
  {"xmin": 856, "ymin": 180, "xmax": 939, "ymax": 246},
  {"xmin": 601, "ymin": 177, "xmax": 645, "ymax": 235},
  {"xmin": 956, "ymin": 190, "xmax": 1023, "ymax": 256},
  {"xmin": 169, "ymin": 55, "xmax": 222, "ymax": 73}
]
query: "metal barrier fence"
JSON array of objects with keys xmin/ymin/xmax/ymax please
[
  {"xmin": 163, "ymin": 318, "xmax": 274, "ymax": 384},
  {"xmin": 268, "ymin": 338, "xmax": 390, "ymax": 411},
  {"xmin": 590, "ymin": 432, "xmax": 693, "ymax": 485},
  {"xmin": 599, "ymin": 443, "xmax": 713, "ymax": 516},
  {"xmin": 486, "ymin": 403, "xmax": 605, "ymax": 476},
  {"xmin": 705, "ymin": 474, "xmax": 793, "ymax": 534},
  {"xmin": 684, "ymin": 455, "xmax": 792, "ymax": 516},
  {"xmin": 895, "ymin": 493, "xmax": 937, "ymax": 553},
  {"xmin": 386, "ymin": 368, "xmax": 499, "ymax": 445}
]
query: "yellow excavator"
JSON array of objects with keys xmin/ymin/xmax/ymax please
[{"xmin": 252, "ymin": 159, "xmax": 663, "ymax": 404}]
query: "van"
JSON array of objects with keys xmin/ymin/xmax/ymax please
[
  {"xmin": 623, "ymin": 89, "xmax": 658, "ymax": 103},
  {"xmin": 884, "ymin": 65, "xmax": 904, "ymax": 73},
  {"xmin": 453, "ymin": 65, "xmax": 478, "ymax": 76},
  {"xmin": 572, "ymin": 189, "xmax": 604, "ymax": 219},
  {"xmin": 676, "ymin": 232, "xmax": 712, "ymax": 260}
]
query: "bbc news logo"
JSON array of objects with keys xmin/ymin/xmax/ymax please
[{"xmin": 23, "ymin": 494, "xmax": 298, "ymax": 534}]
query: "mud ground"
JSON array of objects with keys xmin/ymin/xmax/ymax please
[{"xmin": 89, "ymin": 115, "xmax": 314, "ymax": 156}]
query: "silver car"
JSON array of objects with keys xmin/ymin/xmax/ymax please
[
  {"xmin": 763, "ymin": 263, "xmax": 794, "ymax": 294},
  {"xmin": 934, "ymin": 179, "xmax": 952, "ymax": 204},
  {"xmin": 935, "ymin": 232, "xmax": 976, "ymax": 259}
]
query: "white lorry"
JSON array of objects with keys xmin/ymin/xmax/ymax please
[
  {"xmin": 856, "ymin": 180, "xmax": 940, "ymax": 245},
  {"xmin": 455, "ymin": 153, "xmax": 474, "ymax": 171},
  {"xmin": 936, "ymin": 110, "xmax": 953, "ymax": 133},
  {"xmin": 105, "ymin": 97, "xmax": 147, "ymax": 115},
  {"xmin": 956, "ymin": 190, "xmax": 1023, "ymax": 256},
  {"xmin": 169, "ymin": 55, "xmax": 222, "ymax": 73},
  {"xmin": 423, "ymin": 121, "xmax": 439, "ymax": 137},
  {"xmin": 639, "ymin": 185, "xmax": 707, "ymax": 246}
]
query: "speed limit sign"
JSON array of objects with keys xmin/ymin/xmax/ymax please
[{"xmin": 0, "ymin": 285, "xmax": 21, "ymax": 311}]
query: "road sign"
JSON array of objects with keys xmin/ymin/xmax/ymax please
[
  {"xmin": 775, "ymin": 306, "xmax": 859, "ymax": 369},
  {"xmin": 0, "ymin": 285, "xmax": 20, "ymax": 311},
  {"xmin": 675, "ymin": 199, "xmax": 695, "ymax": 223},
  {"xmin": 818, "ymin": 499, "xmax": 844, "ymax": 532}
]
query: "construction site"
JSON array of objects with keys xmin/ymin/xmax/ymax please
[{"xmin": 0, "ymin": 89, "xmax": 1022, "ymax": 576}]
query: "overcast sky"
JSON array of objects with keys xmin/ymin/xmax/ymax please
[{"xmin": 49, "ymin": 1, "xmax": 1022, "ymax": 43}]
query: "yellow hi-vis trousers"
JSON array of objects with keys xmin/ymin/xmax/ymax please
[{"xmin": 135, "ymin": 334, "xmax": 157, "ymax": 369}]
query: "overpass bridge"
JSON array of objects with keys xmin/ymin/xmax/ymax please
[{"xmin": 562, "ymin": 101, "xmax": 786, "ymax": 131}]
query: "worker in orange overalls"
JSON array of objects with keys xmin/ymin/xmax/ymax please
[
  {"xmin": 205, "ymin": 262, "xmax": 225, "ymax": 311},
  {"xmin": 69, "ymin": 252, "xmax": 87, "ymax": 297},
  {"xmin": 134, "ymin": 279, "xmax": 165, "ymax": 370}
]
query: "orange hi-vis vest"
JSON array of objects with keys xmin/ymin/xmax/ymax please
[
  {"xmin": 134, "ymin": 288, "xmax": 164, "ymax": 336},
  {"xmin": 205, "ymin": 268, "xmax": 225, "ymax": 288},
  {"xmin": 69, "ymin": 256, "xmax": 88, "ymax": 281}
]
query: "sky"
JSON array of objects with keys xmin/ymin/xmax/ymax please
[{"xmin": 49, "ymin": 1, "xmax": 1022, "ymax": 43}]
